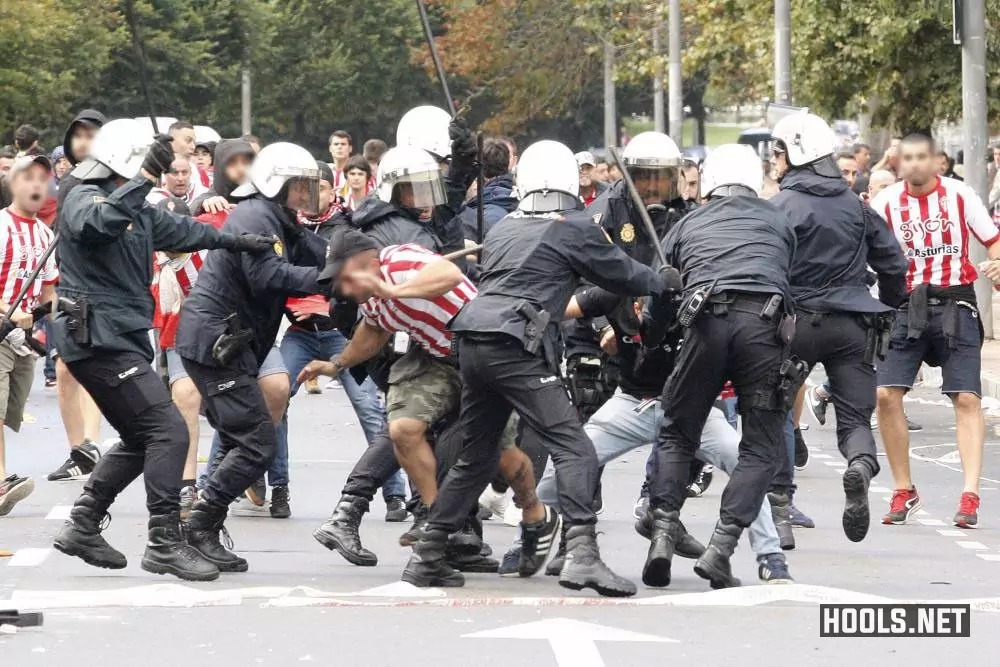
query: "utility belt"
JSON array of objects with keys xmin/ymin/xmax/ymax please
[
  {"xmin": 801, "ymin": 309, "xmax": 896, "ymax": 367},
  {"xmin": 290, "ymin": 319, "xmax": 336, "ymax": 334},
  {"xmin": 212, "ymin": 313, "xmax": 254, "ymax": 365},
  {"xmin": 679, "ymin": 287, "xmax": 793, "ymax": 344},
  {"xmin": 57, "ymin": 297, "xmax": 91, "ymax": 346}
]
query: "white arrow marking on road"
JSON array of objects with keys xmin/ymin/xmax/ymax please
[{"xmin": 463, "ymin": 618, "xmax": 676, "ymax": 667}]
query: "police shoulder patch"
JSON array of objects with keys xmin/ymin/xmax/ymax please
[
  {"xmin": 592, "ymin": 213, "xmax": 603, "ymax": 226},
  {"xmin": 273, "ymin": 240, "xmax": 284, "ymax": 256},
  {"xmin": 92, "ymin": 196, "xmax": 105, "ymax": 204}
]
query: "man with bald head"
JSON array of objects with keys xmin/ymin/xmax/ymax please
[{"xmin": 865, "ymin": 169, "xmax": 896, "ymax": 202}]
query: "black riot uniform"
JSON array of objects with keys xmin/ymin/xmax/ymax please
[
  {"xmin": 174, "ymin": 194, "xmax": 326, "ymax": 571},
  {"xmin": 51, "ymin": 168, "xmax": 267, "ymax": 582},
  {"xmin": 771, "ymin": 163, "xmax": 907, "ymax": 542},
  {"xmin": 402, "ymin": 198, "xmax": 668, "ymax": 598},
  {"xmin": 644, "ymin": 192, "xmax": 799, "ymax": 590}
]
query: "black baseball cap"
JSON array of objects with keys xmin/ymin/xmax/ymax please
[{"xmin": 318, "ymin": 227, "xmax": 379, "ymax": 285}]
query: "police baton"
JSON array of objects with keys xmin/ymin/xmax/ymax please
[
  {"xmin": 414, "ymin": 0, "xmax": 455, "ymax": 115},
  {"xmin": 442, "ymin": 244, "xmax": 482, "ymax": 262},
  {"xmin": 3, "ymin": 232, "xmax": 60, "ymax": 321},
  {"xmin": 123, "ymin": 0, "xmax": 160, "ymax": 134},
  {"xmin": 607, "ymin": 146, "xmax": 669, "ymax": 269},
  {"xmin": 475, "ymin": 132, "xmax": 485, "ymax": 243}
]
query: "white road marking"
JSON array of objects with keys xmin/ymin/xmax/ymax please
[
  {"xmin": 915, "ymin": 509, "xmax": 930, "ymax": 516},
  {"xmin": 937, "ymin": 529, "xmax": 967, "ymax": 537},
  {"xmin": 870, "ymin": 486, "xmax": 891, "ymax": 493},
  {"xmin": 45, "ymin": 505, "xmax": 72, "ymax": 521},
  {"xmin": 917, "ymin": 519, "xmax": 947, "ymax": 526},
  {"xmin": 6, "ymin": 548, "xmax": 51, "ymax": 567},
  {"xmin": 463, "ymin": 619, "xmax": 676, "ymax": 667},
  {"xmin": 955, "ymin": 541, "xmax": 988, "ymax": 550},
  {"xmin": 824, "ymin": 461, "xmax": 847, "ymax": 468},
  {"xmin": 977, "ymin": 554, "xmax": 1000, "ymax": 562},
  {"xmin": 910, "ymin": 442, "xmax": 1000, "ymax": 484},
  {"xmin": 811, "ymin": 453, "xmax": 832, "ymax": 459}
]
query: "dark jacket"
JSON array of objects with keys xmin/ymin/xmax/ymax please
[
  {"xmin": 586, "ymin": 179, "xmax": 691, "ymax": 266},
  {"xmin": 53, "ymin": 175, "xmax": 233, "ymax": 363},
  {"xmin": 450, "ymin": 208, "xmax": 664, "ymax": 355},
  {"xmin": 458, "ymin": 173, "xmax": 518, "ymax": 242},
  {"xmin": 661, "ymin": 195, "xmax": 796, "ymax": 299},
  {"xmin": 175, "ymin": 197, "xmax": 326, "ymax": 372},
  {"xmin": 771, "ymin": 168, "xmax": 908, "ymax": 313},
  {"xmin": 62, "ymin": 109, "xmax": 107, "ymax": 166},
  {"xmin": 350, "ymin": 196, "xmax": 444, "ymax": 252},
  {"xmin": 190, "ymin": 139, "xmax": 257, "ymax": 214}
]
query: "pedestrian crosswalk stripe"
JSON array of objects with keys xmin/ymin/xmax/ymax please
[{"xmin": 6, "ymin": 548, "xmax": 51, "ymax": 567}]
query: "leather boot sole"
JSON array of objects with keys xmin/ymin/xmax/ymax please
[
  {"xmin": 188, "ymin": 544, "xmax": 249, "ymax": 573},
  {"xmin": 842, "ymin": 468, "xmax": 871, "ymax": 543},
  {"xmin": 141, "ymin": 555, "xmax": 220, "ymax": 582},
  {"xmin": 694, "ymin": 551, "xmax": 741, "ymax": 589},
  {"xmin": 313, "ymin": 527, "xmax": 378, "ymax": 567},
  {"xmin": 53, "ymin": 534, "xmax": 127, "ymax": 570},
  {"xmin": 401, "ymin": 568, "xmax": 466, "ymax": 588},
  {"xmin": 559, "ymin": 569, "xmax": 637, "ymax": 598}
]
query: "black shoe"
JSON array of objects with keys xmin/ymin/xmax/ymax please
[
  {"xmin": 757, "ymin": 552, "xmax": 793, "ymax": 584},
  {"xmin": 48, "ymin": 440, "xmax": 101, "ymax": 481},
  {"xmin": 384, "ymin": 495, "xmax": 407, "ymax": 522},
  {"xmin": 642, "ymin": 508, "xmax": 682, "ymax": 588},
  {"xmin": 686, "ymin": 465, "xmax": 714, "ymax": 498},
  {"xmin": 399, "ymin": 503, "xmax": 428, "ymax": 547},
  {"xmin": 447, "ymin": 521, "xmax": 483, "ymax": 557},
  {"xmin": 842, "ymin": 463, "xmax": 872, "ymax": 543},
  {"xmin": 447, "ymin": 552, "xmax": 500, "ymax": 573},
  {"xmin": 768, "ymin": 491, "xmax": 795, "ymax": 550},
  {"xmin": 519, "ymin": 505, "xmax": 561, "ymax": 577},
  {"xmin": 245, "ymin": 478, "xmax": 266, "ymax": 506},
  {"xmin": 184, "ymin": 499, "xmax": 249, "ymax": 573},
  {"xmin": 498, "ymin": 543, "xmax": 521, "ymax": 577},
  {"xmin": 558, "ymin": 524, "xmax": 636, "ymax": 598},
  {"xmin": 270, "ymin": 485, "xmax": 291, "ymax": 519},
  {"xmin": 693, "ymin": 520, "xmax": 743, "ymax": 589},
  {"xmin": 545, "ymin": 521, "xmax": 569, "ymax": 577},
  {"xmin": 141, "ymin": 513, "xmax": 219, "ymax": 582},
  {"xmin": 634, "ymin": 512, "xmax": 706, "ymax": 559},
  {"xmin": 53, "ymin": 495, "xmax": 127, "ymax": 569},
  {"xmin": 313, "ymin": 495, "xmax": 377, "ymax": 567},
  {"xmin": 401, "ymin": 528, "xmax": 465, "ymax": 588},
  {"xmin": 794, "ymin": 428, "xmax": 810, "ymax": 470}
]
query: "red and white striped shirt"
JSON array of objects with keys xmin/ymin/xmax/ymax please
[
  {"xmin": 359, "ymin": 244, "xmax": 477, "ymax": 357},
  {"xmin": 0, "ymin": 207, "xmax": 58, "ymax": 312},
  {"xmin": 872, "ymin": 176, "xmax": 1000, "ymax": 292}
]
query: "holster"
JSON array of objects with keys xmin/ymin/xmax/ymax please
[
  {"xmin": 211, "ymin": 313, "xmax": 253, "ymax": 366},
  {"xmin": 860, "ymin": 312, "xmax": 895, "ymax": 366},
  {"xmin": 751, "ymin": 356, "xmax": 809, "ymax": 412},
  {"xmin": 58, "ymin": 297, "xmax": 90, "ymax": 346},
  {"xmin": 515, "ymin": 300, "xmax": 558, "ymax": 374},
  {"xmin": 565, "ymin": 355, "xmax": 610, "ymax": 420}
]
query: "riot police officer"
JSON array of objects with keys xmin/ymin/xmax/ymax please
[
  {"xmin": 769, "ymin": 113, "xmax": 907, "ymax": 543},
  {"xmin": 51, "ymin": 119, "xmax": 274, "ymax": 582},
  {"xmin": 643, "ymin": 144, "xmax": 800, "ymax": 589},
  {"xmin": 175, "ymin": 142, "xmax": 328, "ymax": 573},
  {"xmin": 403, "ymin": 140, "xmax": 673, "ymax": 598}
]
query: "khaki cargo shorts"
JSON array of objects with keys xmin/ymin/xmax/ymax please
[{"xmin": 0, "ymin": 341, "xmax": 36, "ymax": 431}]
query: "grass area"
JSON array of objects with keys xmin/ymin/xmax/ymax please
[{"xmin": 624, "ymin": 118, "xmax": 748, "ymax": 148}]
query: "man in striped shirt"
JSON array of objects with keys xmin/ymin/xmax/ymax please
[
  {"xmin": 300, "ymin": 228, "xmax": 556, "ymax": 574},
  {"xmin": 0, "ymin": 156, "xmax": 59, "ymax": 516},
  {"xmin": 871, "ymin": 133, "xmax": 1000, "ymax": 529}
]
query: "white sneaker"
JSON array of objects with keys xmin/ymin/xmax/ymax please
[
  {"xmin": 502, "ymin": 501, "xmax": 522, "ymax": 527},
  {"xmin": 478, "ymin": 486, "xmax": 511, "ymax": 521}
]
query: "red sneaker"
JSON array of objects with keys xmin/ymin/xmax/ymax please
[
  {"xmin": 882, "ymin": 487, "xmax": 922, "ymax": 525},
  {"xmin": 954, "ymin": 492, "xmax": 980, "ymax": 529}
]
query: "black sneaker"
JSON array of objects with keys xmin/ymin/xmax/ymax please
[
  {"xmin": 270, "ymin": 485, "xmax": 291, "ymax": 519},
  {"xmin": 48, "ymin": 441, "xmax": 101, "ymax": 481},
  {"xmin": 793, "ymin": 428, "xmax": 809, "ymax": 470},
  {"xmin": 245, "ymin": 478, "xmax": 266, "ymax": 506},
  {"xmin": 686, "ymin": 465, "xmax": 714, "ymax": 498},
  {"xmin": 757, "ymin": 553, "xmax": 793, "ymax": 584},
  {"xmin": 519, "ymin": 506, "xmax": 561, "ymax": 577},
  {"xmin": 384, "ymin": 496, "xmax": 408, "ymax": 523},
  {"xmin": 498, "ymin": 543, "xmax": 521, "ymax": 577}
]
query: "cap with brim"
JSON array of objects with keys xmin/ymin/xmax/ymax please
[
  {"xmin": 318, "ymin": 227, "xmax": 380, "ymax": 285},
  {"xmin": 575, "ymin": 151, "xmax": 597, "ymax": 168},
  {"xmin": 8, "ymin": 155, "xmax": 52, "ymax": 179}
]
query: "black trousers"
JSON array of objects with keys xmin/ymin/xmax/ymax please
[
  {"xmin": 650, "ymin": 305, "xmax": 788, "ymax": 528},
  {"xmin": 66, "ymin": 351, "xmax": 188, "ymax": 516},
  {"xmin": 427, "ymin": 335, "xmax": 598, "ymax": 533},
  {"xmin": 181, "ymin": 356, "xmax": 276, "ymax": 508},
  {"xmin": 792, "ymin": 312, "xmax": 880, "ymax": 477}
]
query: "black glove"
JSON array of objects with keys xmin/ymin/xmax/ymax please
[
  {"xmin": 31, "ymin": 301, "xmax": 53, "ymax": 322},
  {"xmin": 448, "ymin": 116, "xmax": 476, "ymax": 160},
  {"xmin": 658, "ymin": 266, "xmax": 683, "ymax": 293},
  {"xmin": 142, "ymin": 134, "xmax": 175, "ymax": 179},
  {"xmin": 220, "ymin": 233, "xmax": 277, "ymax": 254}
]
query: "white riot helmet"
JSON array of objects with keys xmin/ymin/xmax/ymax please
[
  {"xmin": 514, "ymin": 140, "xmax": 581, "ymax": 214},
  {"xmin": 396, "ymin": 105, "xmax": 452, "ymax": 161},
  {"xmin": 621, "ymin": 131, "xmax": 683, "ymax": 204},
  {"xmin": 771, "ymin": 112, "xmax": 836, "ymax": 167},
  {"xmin": 231, "ymin": 142, "xmax": 321, "ymax": 215},
  {"xmin": 71, "ymin": 118, "xmax": 151, "ymax": 181},
  {"xmin": 375, "ymin": 145, "xmax": 447, "ymax": 210},
  {"xmin": 700, "ymin": 144, "xmax": 763, "ymax": 199},
  {"xmin": 194, "ymin": 125, "xmax": 222, "ymax": 145}
]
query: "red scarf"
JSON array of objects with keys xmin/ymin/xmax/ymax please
[{"xmin": 297, "ymin": 201, "xmax": 341, "ymax": 229}]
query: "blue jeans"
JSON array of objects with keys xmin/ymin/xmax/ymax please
[
  {"xmin": 273, "ymin": 327, "xmax": 403, "ymax": 497},
  {"xmin": 537, "ymin": 390, "xmax": 782, "ymax": 557}
]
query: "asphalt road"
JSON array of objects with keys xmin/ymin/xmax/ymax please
[{"xmin": 2, "ymin": 367, "xmax": 999, "ymax": 665}]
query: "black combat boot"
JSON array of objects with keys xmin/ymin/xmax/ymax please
[
  {"xmin": 767, "ymin": 491, "xmax": 795, "ymax": 550},
  {"xmin": 399, "ymin": 502, "xmax": 428, "ymax": 547},
  {"xmin": 446, "ymin": 519, "xmax": 482, "ymax": 557},
  {"xmin": 559, "ymin": 524, "xmax": 636, "ymax": 598},
  {"xmin": 842, "ymin": 461, "xmax": 872, "ymax": 543},
  {"xmin": 401, "ymin": 528, "xmax": 466, "ymax": 588},
  {"xmin": 53, "ymin": 494, "xmax": 127, "ymax": 569},
  {"xmin": 693, "ymin": 520, "xmax": 743, "ymax": 589},
  {"xmin": 634, "ymin": 511, "xmax": 707, "ymax": 559},
  {"xmin": 444, "ymin": 516, "xmax": 498, "ymax": 572},
  {"xmin": 643, "ymin": 508, "xmax": 683, "ymax": 587},
  {"xmin": 545, "ymin": 520, "xmax": 569, "ymax": 576},
  {"xmin": 313, "ymin": 495, "xmax": 377, "ymax": 567},
  {"xmin": 141, "ymin": 513, "xmax": 220, "ymax": 582},
  {"xmin": 184, "ymin": 499, "xmax": 249, "ymax": 573}
]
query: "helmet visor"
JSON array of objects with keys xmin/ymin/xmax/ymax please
[
  {"xmin": 287, "ymin": 176, "xmax": 321, "ymax": 217},
  {"xmin": 391, "ymin": 169, "xmax": 447, "ymax": 209},
  {"xmin": 627, "ymin": 166, "xmax": 680, "ymax": 204}
]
